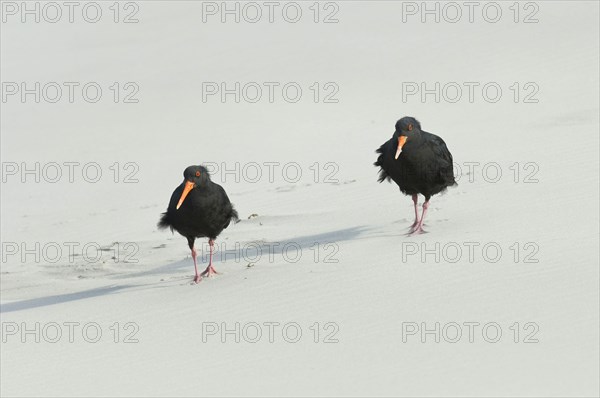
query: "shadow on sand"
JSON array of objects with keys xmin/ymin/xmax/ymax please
[
  {"xmin": 1, "ymin": 226, "xmax": 370, "ymax": 313},
  {"xmin": 113, "ymin": 225, "xmax": 370, "ymax": 279},
  {"xmin": 0, "ymin": 285, "xmax": 133, "ymax": 313}
]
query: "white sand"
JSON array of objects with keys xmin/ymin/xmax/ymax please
[{"xmin": 1, "ymin": 1, "xmax": 598, "ymax": 396}]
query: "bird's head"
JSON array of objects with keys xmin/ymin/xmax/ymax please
[
  {"xmin": 176, "ymin": 165, "xmax": 211, "ymax": 210},
  {"xmin": 393, "ymin": 116, "xmax": 421, "ymax": 159}
]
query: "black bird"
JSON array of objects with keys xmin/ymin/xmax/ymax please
[
  {"xmin": 158, "ymin": 165, "xmax": 239, "ymax": 283},
  {"xmin": 375, "ymin": 117, "xmax": 456, "ymax": 234}
]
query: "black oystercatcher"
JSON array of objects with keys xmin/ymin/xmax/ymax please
[
  {"xmin": 375, "ymin": 117, "xmax": 456, "ymax": 234},
  {"xmin": 158, "ymin": 165, "xmax": 239, "ymax": 283}
]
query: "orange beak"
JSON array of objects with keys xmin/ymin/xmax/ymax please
[
  {"xmin": 176, "ymin": 181, "xmax": 195, "ymax": 210},
  {"xmin": 395, "ymin": 136, "xmax": 408, "ymax": 160}
]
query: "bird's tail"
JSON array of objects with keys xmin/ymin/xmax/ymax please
[
  {"xmin": 231, "ymin": 207, "xmax": 240, "ymax": 224},
  {"xmin": 157, "ymin": 212, "xmax": 171, "ymax": 230},
  {"xmin": 374, "ymin": 149, "xmax": 391, "ymax": 183}
]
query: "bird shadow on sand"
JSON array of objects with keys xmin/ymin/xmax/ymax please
[
  {"xmin": 111, "ymin": 226, "xmax": 371, "ymax": 280},
  {"xmin": 0, "ymin": 284, "xmax": 134, "ymax": 313}
]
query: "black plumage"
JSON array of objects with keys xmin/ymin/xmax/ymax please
[
  {"xmin": 158, "ymin": 165, "xmax": 238, "ymax": 283},
  {"xmin": 375, "ymin": 116, "xmax": 456, "ymax": 233}
]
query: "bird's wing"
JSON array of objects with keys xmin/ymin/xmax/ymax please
[
  {"xmin": 427, "ymin": 134, "xmax": 456, "ymax": 184},
  {"xmin": 430, "ymin": 136, "xmax": 453, "ymax": 165},
  {"xmin": 215, "ymin": 184, "xmax": 239, "ymax": 224}
]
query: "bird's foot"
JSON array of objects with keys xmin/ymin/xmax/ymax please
[
  {"xmin": 200, "ymin": 265, "xmax": 220, "ymax": 278},
  {"xmin": 192, "ymin": 275, "xmax": 202, "ymax": 284},
  {"xmin": 408, "ymin": 224, "xmax": 427, "ymax": 235}
]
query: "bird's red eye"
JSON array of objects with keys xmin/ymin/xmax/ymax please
[{"xmin": 195, "ymin": 171, "xmax": 201, "ymax": 177}]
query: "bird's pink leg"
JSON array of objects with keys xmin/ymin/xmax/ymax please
[
  {"xmin": 200, "ymin": 239, "xmax": 220, "ymax": 277},
  {"xmin": 410, "ymin": 201, "xmax": 429, "ymax": 234},
  {"xmin": 410, "ymin": 194, "xmax": 420, "ymax": 228},
  {"xmin": 191, "ymin": 247, "xmax": 202, "ymax": 284}
]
